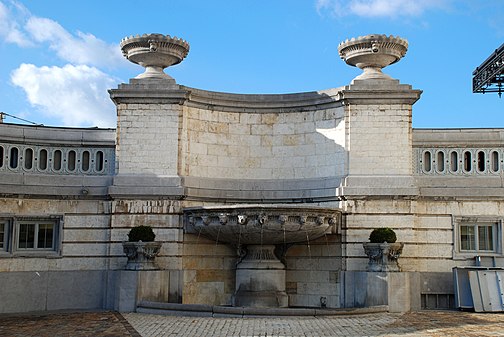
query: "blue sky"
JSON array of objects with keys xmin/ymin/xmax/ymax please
[{"xmin": 0, "ymin": 0, "xmax": 502, "ymax": 128}]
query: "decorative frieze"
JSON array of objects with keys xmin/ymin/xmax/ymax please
[{"xmin": 112, "ymin": 200, "xmax": 181, "ymax": 214}]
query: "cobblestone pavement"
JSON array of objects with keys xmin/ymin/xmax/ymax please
[
  {"xmin": 1, "ymin": 310, "xmax": 503, "ymax": 337},
  {"xmin": 124, "ymin": 311, "xmax": 504, "ymax": 337},
  {"xmin": 0, "ymin": 311, "xmax": 140, "ymax": 337}
]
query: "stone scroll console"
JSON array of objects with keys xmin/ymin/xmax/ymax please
[
  {"xmin": 122, "ymin": 241, "xmax": 162, "ymax": 270},
  {"xmin": 362, "ymin": 242, "xmax": 404, "ymax": 272}
]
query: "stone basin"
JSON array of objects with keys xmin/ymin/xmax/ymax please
[
  {"xmin": 185, "ymin": 205, "xmax": 341, "ymax": 308},
  {"xmin": 338, "ymin": 34, "xmax": 408, "ymax": 80},
  {"xmin": 185, "ymin": 205, "xmax": 339, "ymax": 246},
  {"xmin": 120, "ymin": 33, "xmax": 190, "ymax": 79}
]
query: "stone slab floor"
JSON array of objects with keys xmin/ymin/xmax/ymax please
[{"xmin": 0, "ymin": 310, "xmax": 503, "ymax": 336}]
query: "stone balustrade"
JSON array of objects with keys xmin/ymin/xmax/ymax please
[
  {"xmin": 0, "ymin": 142, "xmax": 115, "ymax": 175},
  {"xmin": 413, "ymin": 128, "xmax": 504, "ymax": 177},
  {"xmin": 0, "ymin": 123, "xmax": 115, "ymax": 177},
  {"xmin": 415, "ymin": 147, "xmax": 503, "ymax": 175}
]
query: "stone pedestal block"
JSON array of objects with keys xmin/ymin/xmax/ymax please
[{"xmin": 233, "ymin": 245, "xmax": 289, "ymax": 307}]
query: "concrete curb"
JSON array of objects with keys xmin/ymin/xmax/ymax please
[{"xmin": 136, "ymin": 301, "xmax": 389, "ymax": 317}]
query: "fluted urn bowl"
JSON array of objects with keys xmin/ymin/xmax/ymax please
[
  {"xmin": 120, "ymin": 33, "xmax": 190, "ymax": 79},
  {"xmin": 185, "ymin": 205, "xmax": 339, "ymax": 245},
  {"xmin": 338, "ymin": 34, "xmax": 408, "ymax": 80}
]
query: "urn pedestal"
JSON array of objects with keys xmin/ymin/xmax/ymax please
[
  {"xmin": 123, "ymin": 241, "xmax": 162, "ymax": 270},
  {"xmin": 363, "ymin": 242, "xmax": 404, "ymax": 272}
]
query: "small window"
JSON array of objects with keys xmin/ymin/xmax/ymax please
[
  {"xmin": 460, "ymin": 223, "xmax": 497, "ymax": 253},
  {"xmin": 423, "ymin": 151, "xmax": 432, "ymax": 172},
  {"xmin": 491, "ymin": 151, "xmax": 499, "ymax": 173},
  {"xmin": 82, "ymin": 151, "xmax": 90, "ymax": 172},
  {"xmin": 0, "ymin": 145, "xmax": 4, "ymax": 168},
  {"xmin": 463, "ymin": 151, "xmax": 472, "ymax": 172},
  {"xmin": 17, "ymin": 221, "xmax": 56, "ymax": 250},
  {"xmin": 95, "ymin": 151, "xmax": 104, "ymax": 172},
  {"xmin": 450, "ymin": 151, "xmax": 458, "ymax": 172},
  {"xmin": 68, "ymin": 150, "xmax": 76, "ymax": 171},
  {"xmin": 9, "ymin": 147, "xmax": 18, "ymax": 169},
  {"xmin": 477, "ymin": 151, "xmax": 485, "ymax": 172},
  {"xmin": 39, "ymin": 149, "xmax": 48, "ymax": 170},
  {"xmin": 24, "ymin": 148, "xmax": 33, "ymax": 170},
  {"xmin": 53, "ymin": 150, "xmax": 62, "ymax": 170},
  {"xmin": 436, "ymin": 151, "xmax": 445, "ymax": 172},
  {"xmin": 0, "ymin": 221, "xmax": 6, "ymax": 251}
]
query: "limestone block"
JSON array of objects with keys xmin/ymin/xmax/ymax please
[
  {"xmin": 239, "ymin": 113, "xmax": 261, "ymax": 124},
  {"xmin": 52, "ymin": 257, "xmax": 108, "ymax": 271},
  {"xmin": 183, "ymin": 281, "xmax": 230, "ymax": 305},
  {"xmin": 63, "ymin": 228, "xmax": 110, "ymax": 242},
  {"xmin": 63, "ymin": 215, "xmax": 111, "ymax": 229},
  {"xmin": 218, "ymin": 111, "xmax": 240, "ymax": 124},
  {"xmin": 286, "ymin": 270, "xmax": 330, "ymax": 283},
  {"xmin": 137, "ymin": 270, "xmax": 171, "ymax": 302},
  {"xmin": 182, "ymin": 243, "xmax": 234, "ymax": 256},
  {"xmin": 155, "ymin": 256, "xmax": 182, "ymax": 270},
  {"xmin": 182, "ymin": 257, "xmax": 228, "ymax": 270},
  {"xmin": 62, "ymin": 243, "xmax": 109, "ymax": 256}
]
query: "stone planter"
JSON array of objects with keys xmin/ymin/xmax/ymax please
[
  {"xmin": 338, "ymin": 34, "xmax": 408, "ymax": 80},
  {"xmin": 120, "ymin": 33, "xmax": 190, "ymax": 79},
  {"xmin": 363, "ymin": 242, "xmax": 404, "ymax": 272},
  {"xmin": 122, "ymin": 241, "xmax": 162, "ymax": 270}
]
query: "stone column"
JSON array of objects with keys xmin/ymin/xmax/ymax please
[
  {"xmin": 108, "ymin": 78, "xmax": 188, "ymax": 197},
  {"xmin": 336, "ymin": 78, "xmax": 422, "ymax": 197}
]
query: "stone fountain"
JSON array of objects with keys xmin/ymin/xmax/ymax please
[
  {"xmin": 338, "ymin": 34, "xmax": 408, "ymax": 80},
  {"xmin": 185, "ymin": 205, "xmax": 340, "ymax": 307},
  {"xmin": 120, "ymin": 33, "xmax": 190, "ymax": 79}
]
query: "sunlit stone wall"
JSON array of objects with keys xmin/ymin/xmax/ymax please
[{"xmin": 179, "ymin": 105, "xmax": 346, "ymax": 180}]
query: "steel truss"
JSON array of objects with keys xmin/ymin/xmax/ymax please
[{"xmin": 473, "ymin": 43, "xmax": 504, "ymax": 97}]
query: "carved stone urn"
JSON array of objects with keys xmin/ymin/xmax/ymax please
[
  {"xmin": 120, "ymin": 33, "xmax": 190, "ymax": 79},
  {"xmin": 363, "ymin": 242, "xmax": 404, "ymax": 272},
  {"xmin": 338, "ymin": 34, "xmax": 408, "ymax": 80},
  {"xmin": 123, "ymin": 241, "xmax": 162, "ymax": 270}
]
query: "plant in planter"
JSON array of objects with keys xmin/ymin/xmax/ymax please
[
  {"xmin": 363, "ymin": 227, "xmax": 404, "ymax": 272},
  {"xmin": 122, "ymin": 225, "xmax": 162, "ymax": 270}
]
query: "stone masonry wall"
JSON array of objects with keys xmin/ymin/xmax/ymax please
[
  {"xmin": 182, "ymin": 234, "xmax": 236, "ymax": 305},
  {"xmin": 115, "ymin": 103, "xmax": 182, "ymax": 176},
  {"xmin": 0, "ymin": 198, "xmax": 111, "ymax": 272},
  {"xmin": 110, "ymin": 200, "xmax": 183, "ymax": 271},
  {"xmin": 344, "ymin": 198, "xmax": 504, "ymax": 272},
  {"xmin": 346, "ymin": 103, "xmax": 412, "ymax": 176},
  {"xmin": 179, "ymin": 106, "xmax": 346, "ymax": 180},
  {"xmin": 285, "ymin": 235, "xmax": 342, "ymax": 308}
]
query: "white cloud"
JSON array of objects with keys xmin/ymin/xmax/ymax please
[
  {"xmin": 0, "ymin": 1, "xmax": 32, "ymax": 46},
  {"xmin": 0, "ymin": 1, "xmax": 124, "ymax": 68},
  {"xmin": 316, "ymin": 0, "xmax": 450, "ymax": 18},
  {"xmin": 25, "ymin": 17, "xmax": 124, "ymax": 68},
  {"xmin": 11, "ymin": 63, "xmax": 117, "ymax": 127}
]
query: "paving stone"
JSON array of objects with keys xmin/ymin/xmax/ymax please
[{"xmin": 1, "ymin": 310, "xmax": 504, "ymax": 337}]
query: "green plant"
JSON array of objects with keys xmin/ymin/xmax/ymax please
[
  {"xmin": 369, "ymin": 227, "xmax": 397, "ymax": 243},
  {"xmin": 128, "ymin": 225, "xmax": 156, "ymax": 242}
]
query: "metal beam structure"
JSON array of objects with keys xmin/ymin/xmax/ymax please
[{"xmin": 473, "ymin": 43, "xmax": 504, "ymax": 97}]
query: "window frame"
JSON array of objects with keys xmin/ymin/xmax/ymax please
[
  {"xmin": 453, "ymin": 216, "xmax": 503, "ymax": 259},
  {"xmin": 0, "ymin": 218, "xmax": 12, "ymax": 255},
  {"xmin": 0, "ymin": 216, "xmax": 62, "ymax": 257}
]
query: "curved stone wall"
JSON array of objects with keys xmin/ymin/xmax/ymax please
[{"xmin": 180, "ymin": 99, "xmax": 346, "ymax": 180}]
